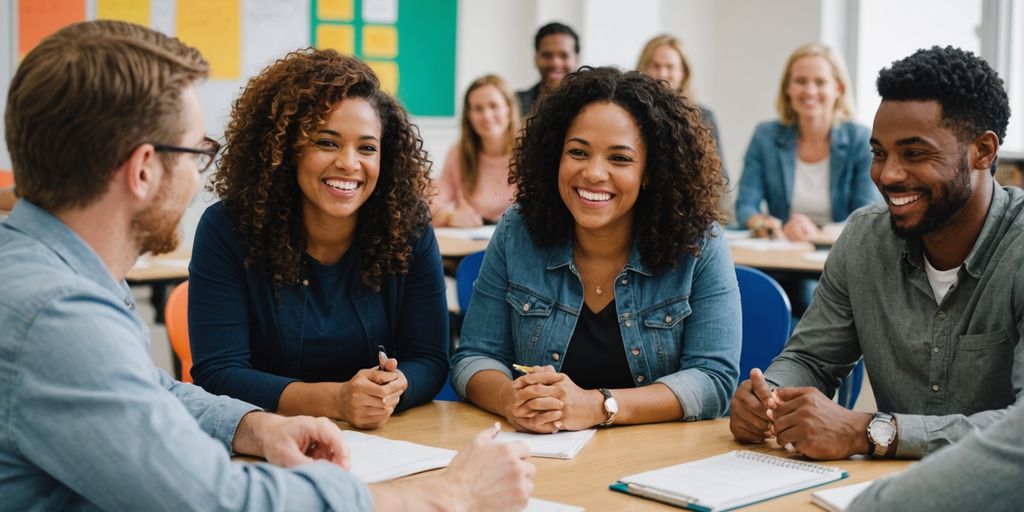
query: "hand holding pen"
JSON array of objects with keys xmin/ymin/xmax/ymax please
[
  {"xmin": 335, "ymin": 344, "xmax": 407, "ymax": 429},
  {"xmin": 505, "ymin": 363, "xmax": 597, "ymax": 433}
]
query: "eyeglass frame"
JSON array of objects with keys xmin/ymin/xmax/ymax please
[{"xmin": 153, "ymin": 136, "xmax": 220, "ymax": 173}]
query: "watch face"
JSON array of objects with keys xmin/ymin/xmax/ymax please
[
  {"xmin": 605, "ymin": 397, "xmax": 619, "ymax": 415},
  {"xmin": 870, "ymin": 419, "xmax": 896, "ymax": 445}
]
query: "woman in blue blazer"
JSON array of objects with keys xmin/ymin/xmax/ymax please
[
  {"xmin": 736, "ymin": 44, "xmax": 878, "ymax": 241},
  {"xmin": 189, "ymin": 49, "xmax": 447, "ymax": 429}
]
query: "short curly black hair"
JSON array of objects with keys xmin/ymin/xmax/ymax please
[
  {"xmin": 877, "ymin": 46, "xmax": 1009, "ymax": 174},
  {"xmin": 511, "ymin": 66, "xmax": 724, "ymax": 271}
]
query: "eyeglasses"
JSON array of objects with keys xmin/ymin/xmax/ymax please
[{"xmin": 154, "ymin": 136, "xmax": 221, "ymax": 173}]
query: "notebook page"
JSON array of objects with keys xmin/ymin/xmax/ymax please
[
  {"xmin": 495, "ymin": 429, "xmax": 596, "ymax": 459},
  {"xmin": 342, "ymin": 430, "xmax": 456, "ymax": 483},
  {"xmin": 621, "ymin": 451, "xmax": 844, "ymax": 510},
  {"xmin": 525, "ymin": 497, "xmax": 585, "ymax": 512},
  {"xmin": 811, "ymin": 480, "xmax": 875, "ymax": 512}
]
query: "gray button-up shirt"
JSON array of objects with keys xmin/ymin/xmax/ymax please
[
  {"xmin": 0, "ymin": 201, "xmax": 373, "ymax": 511},
  {"xmin": 766, "ymin": 184, "xmax": 1024, "ymax": 458}
]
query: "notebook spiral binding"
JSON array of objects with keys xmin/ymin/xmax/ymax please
[{"xmin": 734, "ymin": 451, "xmax": 840, "ymax": 475}]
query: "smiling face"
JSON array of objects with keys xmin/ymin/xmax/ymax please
[
  {"xmin": 786, "ymin": 55, "xmax": 842, "ymax": 122},
  {"xmin": 643, "ymin": 44, "xmax": 685, "ymax": 91},
  {"xmin": 296, "ymin": 97, "xmax": 382, "ymax": 232},
  {"xmin": 870, "ymin": 100, "xmax": 977, "ymax": 238},
  {"xmin": 467, "ymin": 84, "xmax": 511, "ymax": 143},
  {"xmin": 557, "ymin": 101, "xmax": 647, "ymax": 238},
  {"xmin": 536, "ymin": 33, "xmax": 578, "ymax": 88}
]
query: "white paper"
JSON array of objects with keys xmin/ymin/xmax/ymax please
[
  {"xmin": 525, "ymin": 497, "xmax": 585, "ymax": 512},
  {"xmin": 342, "ymin": 430, "xmax": 456, "ymax": 483},
  {"xmin": 803, "ymin": 250, "xmax": 830, "ymax": 262},
  {"xmin": 728, "ymin": 238, "xmax": 812, "ymax": 251},
  {"xmin": 362, "ymin": 0, "xmax": 397, "ymax": 23},
  {"xmin": 495, "ymin": 429, "xmax": 596, "ymax": 459},
  {"xmin": 434, "ymin": 225, "xmax": 496, "ymax": 241},
  {"xmin": 811, "ymin": 480, "xmax": 875, "ymax": 512}
]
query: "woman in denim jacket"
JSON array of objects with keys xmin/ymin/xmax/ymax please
[{"xmin": 451, "ymin": 67, "xmax": 741, "ymax": 433}]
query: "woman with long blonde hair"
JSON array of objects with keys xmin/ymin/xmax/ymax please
[{"xmin": 432, "ymin": 75, "xmax": 521, "ymax": 226}]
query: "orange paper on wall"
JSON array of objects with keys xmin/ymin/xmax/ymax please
[{"xmin": 18, "ymin": 0, "xmax": 86, "ymax": 58}]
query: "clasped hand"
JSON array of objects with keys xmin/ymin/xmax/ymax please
[
  {"xmin": 337, "ymin": 354, "xmax": 407, "ymax": 429},
  {"xmin": 729, "ymin": 368, "xmax": 872, "ymax": 460},
  {"xmin": 502, "ymin": 366, "xmax": 602, "ymax": 433}
]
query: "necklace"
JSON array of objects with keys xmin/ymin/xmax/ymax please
[{"xmin": 595, "ymin": 284, "xmax": 603, "ymax": 295}]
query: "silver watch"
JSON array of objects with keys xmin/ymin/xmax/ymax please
[
  {"xmin": 597, "ymin": 388, "xmax": 618, "ymax": 427},
  {"xmin": 867, "ymin": 412, "xmax": 897, "ymax": 458}
]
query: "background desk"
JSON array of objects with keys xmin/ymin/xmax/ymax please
[
  {"xmin": 363, "ymin": 402, "xmax": 909, "ymax": 511},
  {"xmin": 127, "ymin": 251, "xmax": 190, "ymax": 324}
]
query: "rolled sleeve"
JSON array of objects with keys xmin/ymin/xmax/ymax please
[
  {"xmin": 655, "ymin": 369, "xmax": 719, "ymax": 421},
  {"xmin": 161, "ymin": 370, "xmax": 260, "ymax": 451},
  {"xmin": 453, "ymin": 355, "xmax": 513, "ymax": 399}
]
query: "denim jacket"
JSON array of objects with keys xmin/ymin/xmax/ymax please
[{"xmin": 451, "ymin": 209, "xmax": 741, "ymax": 420}]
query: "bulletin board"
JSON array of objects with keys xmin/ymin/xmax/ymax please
[{"xmin": 311, "ymin": 0, "xmax": 457, "ymax": 116}]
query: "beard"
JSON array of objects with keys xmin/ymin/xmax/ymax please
[
  {"xmin": 131, "ymin": 172, "xmax": 184, "ymax": 255},
  {"xmin": 889, "ymin": 150, "xmax": 972, "ymax": 239}
]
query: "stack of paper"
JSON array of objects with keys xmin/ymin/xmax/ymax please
[
  {"xmin": 811, "ymin": 480, "xmax": 875, "ymax": 512},
  {"xmin": 341, "ymin": 430, "xmax": 456, "ymax": 483},
  {"xmin": 526, "ymin": 498, "xmax": 585, "ymax": 511},
  {"xmin": 434, "ymin": 225, "xmax": 496, "ymax": 241},
  {"xmin": 496, "ymin": 429, "xmax": 596, "ymax": 459}
]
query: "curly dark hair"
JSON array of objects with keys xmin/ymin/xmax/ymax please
[
  {"xmin": 212, "ymin": 48, "xmax": 431, "ymax": 290},
  {"xmin": 877, "ymin": 46, "xmax": 1009, "ymax": 174},
  {"xmin": 511, "ymin": 66, "xmax": 724, "ymax": 270}
]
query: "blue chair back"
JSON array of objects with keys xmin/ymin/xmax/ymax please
[
  {"xmin": 455, "ymin": 250, "xmax": 486, "ymax": 314},
  {"xmin": 837, "ymin": 359, "xmax": 865, "ymax": 409},
  {"xmin": 736, "ymin": 266, "xmax": 791, "ymax": 383}
]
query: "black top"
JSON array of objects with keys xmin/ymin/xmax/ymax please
[{"xmin": 560, "ymin": 301, "xmax": 635, "ymax": 390}]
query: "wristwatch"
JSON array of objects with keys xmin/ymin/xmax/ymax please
[
  {"xmin": 597, "ymin": 388, "xmax": 618, "ymax": 427},
  {"xmin": 867, "ymin": 412, "xmax": 897, "ymax": 458}
]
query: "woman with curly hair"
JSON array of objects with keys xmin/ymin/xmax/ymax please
[
  {"xmin": 451, "ymin": 66, "xmax": 741, "ymax": 433},
  {"xmin": 431, "ymin": 74, "xmax": 520, "ymax": 227},
  {"xmin": 188, "ymin": 49, "xmax": 448, "ymax": 429}
]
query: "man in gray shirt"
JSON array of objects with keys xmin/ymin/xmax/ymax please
[
  {"xmin": 730, "ymin": 46, "xmax": 1020, "ymax": 461},
  {"xmin": 1, "ymin": 20, "xmax": 533, "ymax": 511}
]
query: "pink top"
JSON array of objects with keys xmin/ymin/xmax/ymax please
[{"xmin": 433, "ymin": 145, "xmax": 516, "ymax": 223}]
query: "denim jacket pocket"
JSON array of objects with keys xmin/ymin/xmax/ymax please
[
  {"xmin": 506, "ymin": 287, "xmax": 556, "ymax": 352},
  {"xmin": 641, "ymin": 297, "xmax": 692, "ymax": 375}
]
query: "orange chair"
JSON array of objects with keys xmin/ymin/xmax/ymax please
[
  {"xmin": 0, "ymin": 169, "xmax": 13, "ymax": 188},
  {"xmin": 164, "ymin": 281, "xmax": 193, "ymax": 382}
]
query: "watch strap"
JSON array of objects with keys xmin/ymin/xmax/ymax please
[{"xmin": 597, "ymin": 388, "xmax": 615, "ymax": 427}]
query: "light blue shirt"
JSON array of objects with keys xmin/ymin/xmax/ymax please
[
  {"xmin": 0, "ymin": 200, "xmax": 373, "ymax": 511},
  {"xmin": 452, "ymin": 208, "xmax": 741, "ymax": 419}
]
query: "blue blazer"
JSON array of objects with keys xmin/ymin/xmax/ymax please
[{"xmin": 735, "ymin": 120, "xmax": 879, "ymax": 227}]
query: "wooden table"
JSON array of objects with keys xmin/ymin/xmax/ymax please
[
  {"xmin": 362, "ymin": 402, "xmax": 909, "ymax": 511},
  {"xmin": 728, "ymin": 242, "xmax": 827, "ymax": 275},
  {"xmin": 436, "ymin": 235, "xmax": 489, "ymax": 258},
  {"xmin": 126, "ymin": 250, "xmax": 191, "ymax": 323}
]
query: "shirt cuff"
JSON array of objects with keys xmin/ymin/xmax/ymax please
[
  {"xmin": 655, "ymin": 369, "xmax": 719, "ymax": 421},
  {"xmin": 218, "ymin": 399, "xmax": 263, "ymax": 452},
  {"xmin": 452, "ymin": 355, "xmax": 511, "ymax": 399},
  {"xmin": 892, "ymin": 412, "xmax": 928, "ymax": 458}
]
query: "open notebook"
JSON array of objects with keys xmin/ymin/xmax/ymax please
[
  {"xmin": 495, "ymin": 429, "xmax": 596, "ymax": 459},
  {"xmin": 611, "ymin": 450, "xmax": 847, "ymax": 511},
  {"xmin": 342, "ymin": 431, "xmax": 456, "ymax": 483}
]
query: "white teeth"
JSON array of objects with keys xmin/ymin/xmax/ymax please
[
  {"xmin": 890, "ymin": 194, "xmax": 923, "ymax": 206},
  {"xmin": 325, "ymin": 179, "xmax": 358, "ymax": 191},
  {"xmin": 577, "ymin": 188, "xmax": 612, "ymax": 202}
]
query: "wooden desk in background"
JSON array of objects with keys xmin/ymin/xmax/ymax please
[
  {"xmin": 729, "ymin": 242, "xmax": 826, "ymax": 275},
  {"xmin": 363, "ymin": 401, "xmax": 909, "ymax": 511},
  {"xmin": 436, "ymin": 234, "xmax": 489, "ymax": 258},
  {"xmin": 126, "ymin": 250, "xmax": 190, "ymax": 323}
]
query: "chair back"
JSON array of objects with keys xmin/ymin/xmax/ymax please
[
  {"xmin": 837, "ymin": 359, "xmax": 865, "ymax": 409},
  {"xmin": 164, "ymin": 281, "xmax": 193, "ymax": 383},
  {"xmin": 736, "ymin": 266, "xmax": 791, "ymax": 383},
  {"xmin": 455, "ymin": 250, "xmax": 486, "ymax": 314}
]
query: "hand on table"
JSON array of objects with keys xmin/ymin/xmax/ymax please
[
  {"xmin": 233, "ymin": 411, "xmax": 351, "ymax": 469},
  {"xmin": 771, "ymin": 386, "xmax": 872, "ymax": 460},
  {"xmin": 729, "ymin": 368, "xmax": 778, "ymax": 443},
  {"xmin": 336, "ymin": 354, "xmax": 407, "ymax": 429},
  {"xmin": 444, "ymin": 425, "xmax": 535, "ymax": 512},
  {"xmin": 503, "ymin": 366, "xmax": 604, "ymax": 433},
  {"xmin": 783, "ymin": 213, "xmax": 821, "ymax": 242}
]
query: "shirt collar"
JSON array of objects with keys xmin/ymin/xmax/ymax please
[
  {"xmin": 545, "ymin": 236, "xmax": 655, "ymax": 277},
  {"xmin": 901, "ymin": 182, "xmax": 1007, "ymax": 279},
  {"xmin": 5, "ymin": 199, "xmax": 130, "ymax": 301}
]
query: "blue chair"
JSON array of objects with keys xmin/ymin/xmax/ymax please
[
  {"xmin": 736, "ymin": 266, "xmax": 792, "ymax": 384},
  {"xmin": 434, "ymin": 251, "xmax": 486, "ymax": 402},
  {"xmin": 837, "ymin": 359, "xmax": 865, "ymax": 409}
]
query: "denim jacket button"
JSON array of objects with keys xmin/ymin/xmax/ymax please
[
  {"xmin": 664, "ymin": 315, "xmax": 672, "ymax": 323},
  {"xmin": 522, "ymin": 303, "xmax": 530, "ymax": 312},
  {"xmin": 636, "ymin": 375, "xmax": 645, "ymax": 383},
  {"xmin": 625, "ymin": 320, "xmax": 633, "ymax": 328},
  {"xmin": 620, "ymin": 279, "xmax": 628, "ymax": 285},
  {"xmin": 551, "ymin": 352, "xmax": 560, "ymax": 361},
  {"xmin": 631, "ymin": 348, "xmax": 640, "ymax": 356}
]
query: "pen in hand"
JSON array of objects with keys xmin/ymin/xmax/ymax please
[
  {"xmin": 512, "ymin": 363, "xmax": 534, "ymax": 374},
  {"xmin": 378, "ymin": 345, "xmax": 388, "ymax": 370}
]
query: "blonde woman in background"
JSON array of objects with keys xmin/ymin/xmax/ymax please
[
  {"xmin": 736, "ymin": 43, "xmax": 877, "ymax": 242},
  {"xmin": 637, "ymin": 34, "xmax": 727, "ymax": 181},
  {"xmin": 433, "ymin": 75, "xmax": 521, "ymax": 227}
]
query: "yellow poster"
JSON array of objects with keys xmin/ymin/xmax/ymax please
[
  {"xmin": 97, "ymin": 0, "xmax": 151, "ymax": 26},
  {"xmin": 318, "ymin": 0, "xmax": 354, "ymax": 21},
  {"xmin": 317, "ymin": 24, "xmax": 355, "ymax": 55},
  {"xmin": 176, "ymin": 0, "xmax": 241, "ymax": 79},
  {"xmin": 367, "ymin": 61, "xmax": 398, "ymax": 95},
  {"xmin": 362, "ymin": 25, "xmax": 397, "ymax": 59}
]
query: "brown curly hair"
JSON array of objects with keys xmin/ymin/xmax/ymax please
[
  {"xmin": 212, "ymin": 48, "xmax": 431, "ymax": 290},
  {"xmin": 511, "ymin": 66, "xmax": 724, "ymax": 270}
]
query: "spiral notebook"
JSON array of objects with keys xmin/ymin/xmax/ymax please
[{"xmin": 610, "ymin": 450, "xmax": 847, "ymax": 511}]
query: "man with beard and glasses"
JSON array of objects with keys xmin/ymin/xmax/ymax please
[
  {"xmin": 0, "ymin": 20, "xmax": 533, "ymax": 511},
  {"xmin": 729, "ymin": 46, "xmax": 1021, "ymax": 462}
]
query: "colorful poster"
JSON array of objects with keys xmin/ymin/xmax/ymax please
[
  {"xmin": 97, "ymin": 0, "xmax": 151, "ymax": 26},
  {"xmin": 177, "ymin": 0, "xmax": 241, "ymax": 80},
  {"xmin": 18, "ymin": 0, "xmax": 86, "ymax": 58}
]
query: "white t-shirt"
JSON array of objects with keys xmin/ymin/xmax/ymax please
[
  {"xmin": 924, "ymin": 255, "xmax": 960, "ymax": 305},
  {"xmin": 790, "ymin": 156, "xmax": 832, "ymax": 226}
]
